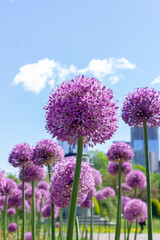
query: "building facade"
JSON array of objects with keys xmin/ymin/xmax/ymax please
[{"xmin": 131, "ymin": 127, "xmax": 159, "ymax": 173}]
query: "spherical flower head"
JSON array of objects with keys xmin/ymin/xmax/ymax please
[
  {"xmin": 124, "ymin": 199, "xmax": 147, "ymax": 223},
  {"xmin": 32, "ymin": 139, "xmax": 64, "ymax": 166},
  {"xmin": 107, "ymin": 161, "xmax": 132, "ymax": 176},
  {"xmin": 80, "ymin": 192, "xmax": 92, "ymax": 208},
  {"xmin": 103, "ymin": 187, "xmax": 115, "ymax": 198},
  {"xmin": 42, "ymin": 204, "xmax": 59, "ymax": 218},
  {"xmin": 50, "ymin": 156, "xmax": 95, "ymax": 208},
  {"xmin": 44, "ymin": 75, "xmax": 119, "ymax": 147},
  {"xmin": 7, "ymin": 208, "xmax": 16, "ymax": 215},
  {"xmin": 1, "ymin": 178, "xmax": 17, "ymax": 196},
  {"xmin": 25, "ymin": 187, "xmax": 41, "ymax": 201},
  {"xmin": 0, "ymin": 195, "xmax": 5, "ymax": 206},
  {"xmin": 91, "ymin": 168, "xmax": 102, "ymax": 186},
  {"xmin": 95, "ymin": 190, "xmax": 106, "ymax": 201},
  {"xmin": 122, "ymin": 87, "xmax": 160, "ymax": 127},
  {"xmin": 8, "ymin": 223, "xmax": 17, "ymax": 233},
  {"xmin": 121, "ymin": 183, "xmax": 132, "ymax": 193},
  {"xmin": 19, "ymin": 163, "xmax": 45, "ymax": 182},
  {"xmin": 122, "ymin": 196, "xmax": 131, "ymax": 212},
  {"xmin": 37, "ymin": 181, "xmax": 50, "ymax": 191},
  {"xmin": 9, "ymin": 143, "xmax": 33, "ymax": 167},
  {"xmin": 7, "ymin": 189, "xmax": 22, "ymax": 207},
  {"xmin": 17, "ymin": 182, "xmax": 31, "ymax": 191},
  {"xmin": 25, "ymin": 232, "xmax": 32, "ymax": 240},
  {"xmin": 106, "ymin": 142, "xmax": 134, "ymax": 163},
  {"xmin": 126, "ymin": 170, "xmax": 146, "ymax": 189},
  {"xmin": 38, "ymin": 189, "xmax": 49, "ymax": 199},
  {"xmin": 0, "ymin": 170, "xmax": 6, "ymax": 193}
]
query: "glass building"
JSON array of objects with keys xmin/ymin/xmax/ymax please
[{"xmin": 131, "ymin": 127, "xmax": 159, "ymax": 173}]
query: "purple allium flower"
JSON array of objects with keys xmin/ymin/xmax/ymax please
[
  {"xmin": 19, "ymin": 163, "xmax": 45, "ymax": 182},
  {"xmin": 7, "ymin": 208, "xmax": 16, "ymax": 215},
  {"xmin": 37, "ymin": 181, "xmax": 50, "ymax": 191},
  {"xmin": 56, "ymin": 222, "xmax": 60, "ymax": 228},
  {"xmin": 103, "ymin": 187, "xmax": 115, "ymax": 198},
  {"xmin": 44, "ymin": 75, "xmax": 119, "ymax": 147},
  {"xmin": 0, "ymin": 195, "xmax": 5, "ymax": 206},
  {"xmin": 8, "ymin": 223, "xmax": 17, "ymax": 233},
  {"xmin": 107, "ymin": 161, "xmax": 132, "ymax": 176},
  {"xmin": 106, "ymin": 141, "xmax": 134, "ymax": 163},
  {"xmin": 126, "ymin": 170, "xmax": 146, "ymax": 189},
  {"xmin": 19, "ymin": 200, "xmax": 30, "ymax": 213},
  {"xmin": 7, "ymin": 189, "xmax": 22, "ymax": 207},
  {"xmin": 25, "ymin": 187, "xmax": 41, "ymax": 201},
  {"xmin": 0, "ymin": 206, "xmax": 4, "ymax": 211},
  {"xmin": 32, "ymin": 139, "xmax": 64, "ymax": 166},
  {"xmin": 122, "ymin": 87, "xmax": 160, "ymax": 128},
  {"xmin": 41, "ymin": 204, "xmax": 59, "ymax": 218},
  {"xmin": 80, "ymin": 192, "xmax": 92, "ymax": 208},
  {"xmin": 1, "ymin": 178, "xmax": 17, "ymax": 196},
  {"xmin": 122, "ymin": 196, "xmax": 131, "ymax": 212},
  {"xmin": 0, "ymin": 170, "xmax": 6, "ymax": 193},
  {"xmin": 50, "ymin": 156, "xmax": 95, "ymax": 208},
  {"xmin": 91, "ymin": 168, "xmax": 102, "ymax": 186},
  {"xmin": 17, "ymin": 182, "xmax": 31, "ymax": 191},
  {"xmin": 121, "ymin": 183, "xmax": 132, "ymax": 193},
  {"xmin": 95, "ymin": 191, "xmax": 105, "ymax": 201},
  {"xmin": 9, "ymin": 143, "xmax": 33, "ymax": 167},
  {"xmin": 25, "ymin": 232, "xmax": 32, "ymax": 240},
  {"xmin": 124, "ymin": 199, "xmax": 147, "ymax": 223},
  {"xmin": 38, "ymin": 189, "xmax": 49, "ymax": 199}
]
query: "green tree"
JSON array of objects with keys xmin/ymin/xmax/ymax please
[{"xmin": 7, "ymin": 173, "xmax": 20, "ymax": 184}]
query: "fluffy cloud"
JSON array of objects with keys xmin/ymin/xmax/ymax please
[
  {"xmin": 14, "ymin": 57, "xmax": 136, "ymax": 93},
  {"xmin": 151, "ymin": 76, "xmax": 160, "ymax": 85}
]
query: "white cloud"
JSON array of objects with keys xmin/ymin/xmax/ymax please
[
  {"xmin": 151, "ymin": 76, "xmax": 160, "ymax": 85},
  {"xmin": 14, "ymin": 57, "xmax": 136, "ymax": 93}
]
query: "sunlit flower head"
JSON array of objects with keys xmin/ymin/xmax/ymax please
[
  {"xmin": 103, "ymin": 187, "xmax": 115, "ymax": 198},
  {"xmin": 126, "ymin": 170, "xmax": 146, "ymax": 189},
  {"xmin": 107, "ymin": 161, "xmax": 132, "ymax": 176},
  {"xmin": 19, "ymin": 163, "xmax": 45, "ymax": 182},
  {"xmin": 8, "ymin": 223, "xmax": 17, "ymax": 233}
]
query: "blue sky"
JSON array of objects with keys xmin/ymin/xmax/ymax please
[{"xmin": 1, "ymin": 0, "xmax": 160, "ymax": 174}]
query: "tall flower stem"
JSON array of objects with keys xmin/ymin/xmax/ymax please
[
  {"xmin": 31, "ymin": 181, "xmax": 36, "ymax": 240},
  {"xmin": 48, "ymin": 165, "xmax": 56, "ymax": 240},
  {"xmin": 66, "ymin": 136, "xmax": 83, "ymax": 240},
  {"xmin": 143, "ymin": 120, "xmax": 153, "ymax": 240},
  {"xmin": 90, "ymin": 191, "xmax": 93, "ymax": 240},
  {"xmin": 58, "ymin": 208, "xmax": 63, "ymax": 240},
  {"xmin": 115, "ymin": 162, "xmax": 122, "ymax": 240},
  {"xmin": 123, "ymin": 194, "xmax": 126, "ymax": 240},
  {"xmin": 16, "ymin": 207, "xmax": 19, "ymax": 240},
  {"xmin": 21, "ymin": 165, "xmax": 25, "ymax": 240},
  {"xmin": 108, "ymin": 197, "xmax": 111, "ymax": 240},
  {"xmin": 127, "ymin": 223, "xmax": 132, "ymax": 240},
  {"xmin": 81, "ymin": 209, "xmax": 87, "ymax": 240},
  {"xmin": 75, "ymin": 217, "xmax": 80, "ymax": 240},
  {"xmin": 3, "ymin": 196, "xmax": 7, "ymax": 240},
  {"xmin": 97, "ymin": 201, "xmax": 101, "ymax": 240},
  {"xmin": 134, "ymin": 220, "xmax": 138, "ymax": 240}
]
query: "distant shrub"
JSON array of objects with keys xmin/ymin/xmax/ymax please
[{"xmin": 152, "ymin": 199, "xmax": 160, "ymax": 217}]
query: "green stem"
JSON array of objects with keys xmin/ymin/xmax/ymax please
[
  {"xmin": 143, "ymin": 120, "xmax": 153, "ymax": 240},
  {"xmin": 108, "ymin": 197, "xmax": 111, "ymax": 240},
  {"xmin": 3, "ymin": 195, "xmax": 7, "ymax": 240},
  {"xmin": 81, "ymin": 209, "xmax": 87, "ymax": 240},
  {"xmin": 115, "ymin": 162, "xmax": 122, "ymax": 240},
  {"xmin": 90, "ymin": 191, "xmax": 93, "ymax": 240},
  {"xmin": 134, "ymin": 220, "xmax": 138, "ymax": 240},
  {"xmin": 16, "ymin": 207, "xmax": 19, "ymax": 240},
  {"xmin": 59, "ymin": 208, "xmax": 63, "ymax": 240},
  {"xmin": 48, "ymin": 165, "xmax": 56, "ymax": 240},
  {"xmin": 127, "ymin": 223, "xmax": 132, "ymax": 240},
  {"xmin": 134, "ymin": 188, "xmax": 137, "ymax": 198},
  {"xmin": 66, "ymin": 136, "xmax": 83, "ymax": 240},
  {"xmin": 21, "ymin": 165, "xmax": 25, "ymax": 240},
  {"xmin": 31, "ymin": 181, "xmax": 36, "ymax": 240},
  {"xmin": 97, "ymin": 201, "xmax": 101, "ymax": 240},
  {"xmin": 123, "ymin": 194, "xmax": 126, "ymax": 240},
  {"xmin": 75, "ymin": 217, "xmax": 80, "ymax": 240}
]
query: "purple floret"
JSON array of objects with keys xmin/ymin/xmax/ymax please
[
  {"xmin": 126, "ymin": 170, "xmax": 146, "ymax": 189},
  {"xmin": 120, "ymin": 183, "xmax": 132, "ymax": 193},
  {"xmin": 107, "ymin": 161, "xmax": 132, "ymax": 176},
  {"xmin": 37, "ymin": 181, "xmax": 50, "ymax": 191},
  {"xmin": 17, "ymin": 182, "xmax": 31, "ymax": 190},
  {"xmin": 124, "ymin": 199, "xmax": 147, "ymax": 223},
  {"xmin": 91, "ymin": 168, "xmax": 102, "ymax": 186},
  {"xmin": 42, "ymin": 204, "xmax": 59, "ymax": 218},
  {"xmin": 103, "ymin": 187, "xmax": 115, "ymax": 198},
  {"xmin": 7, "ymin": 208, "xmax": 16, "ymax": 215},
  {"xmin": 50, "ymin": 156, "xmax": 95, "ymax": 208},
  {"xmin": 95, "ymin": 191, "xmax": 105, "ymax": 201},
  {"xmin": 1, "ymin": 178, "xmax": 17, "ymax": 196},
  {"xmin": 19, "ymin": 163, "xmax": 45, "ymax": 182},
  {"xmin": 122, "ymin": 87, "xmax": 160, "ymax": 127},
  {"xmin": 44, "ymin": 75, "xmax": 118, "ymax": 147},
  {"xmin": 107, "ymin": 141, "xmax": 134, "ymax": 162},
  {"xmin": 32, "ymin": 139, "xmax": 64, "ymax": 166},
  {"xmin": 8, "ymin": 223, "xmax": 17, "ymax": 233},
  {"xmin": 7, "ymin": 189, "xmax": 22, "ymax": 207},
  {"xmin": 9, "ymin": 143, "xmax": 33, "ymax": 167},
  {"xmin": 122, "ymin": 196, "xmax": 131, "ymax": 212},
  {"xmin": 80, "ymin": 192, "xmax": 92, "ymax": 208},
  {"xmin": 0, "ymin": 170, "xmax": 6, "ymax": 193},
  {"xmin": 25, "ymin": 232, "xmax": 32, "ymax": 240}
]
